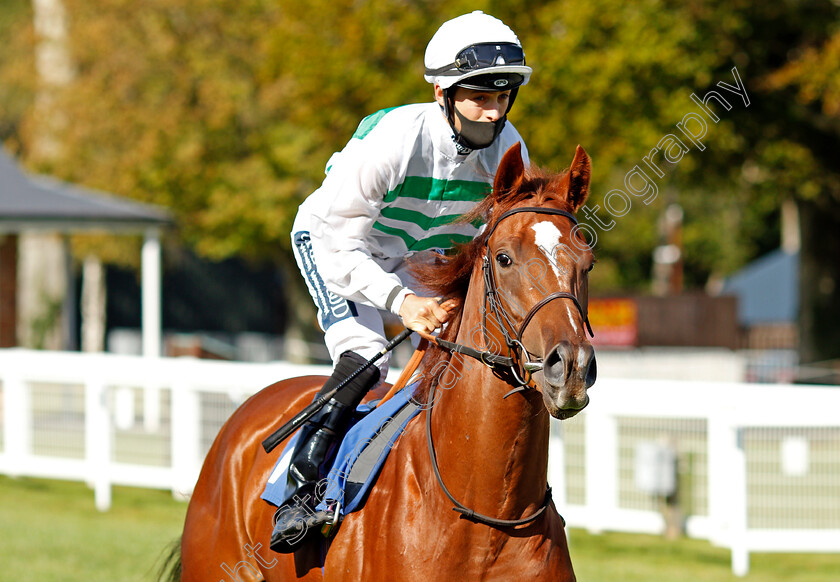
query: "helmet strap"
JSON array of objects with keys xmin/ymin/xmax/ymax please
[
  {"xmin": 507, "ymin": 87, "xmax": 520, "ymax": 113},
  {"xmin": 453, "ymin": 108, "xmax": 506, "ymax": 150},
  {"xmin": 442, "ymin": 88, "xmax": 513, "ymax": 151}
]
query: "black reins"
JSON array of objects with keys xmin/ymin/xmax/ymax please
[
  {"xmin": 482, "ymin": 207, "xmax": 594, "ymax": 365},
  {"xmin": 424, "ymin": 206, "xmax": 591, "ymax": 528},
  {"xmin": 481, "ymin": 207, "xmax": 594, "ymax": 388},
  {"xmin": 425, "ymin": 380, "xmax": 556, "ymax": 528}
]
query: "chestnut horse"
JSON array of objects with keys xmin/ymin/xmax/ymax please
[{"xmin": 165, "ymin": 143, "xmax": 597, "ymax": 581}]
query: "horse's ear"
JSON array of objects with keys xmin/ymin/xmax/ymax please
[
  {"xmin": 565, "ymin": 145, "xmax": 591, "ymax": 212},
  {"xmin": 493, "ymin": 142, "xmax": 525, "ymax": 199}
]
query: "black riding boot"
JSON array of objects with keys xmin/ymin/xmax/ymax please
[{"xmin": 269, "ymin": 351, "xmax": 380, "ymax": 553}]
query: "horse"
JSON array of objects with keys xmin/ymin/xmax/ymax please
[{"xmin": 165, "ymin": 142, "xmax": 597, "ymax": 581}]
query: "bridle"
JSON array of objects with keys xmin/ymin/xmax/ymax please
[
  {"xmin": 482, "ymin": 206, "xmax": 594, "ymax": 387},
  {"xmin": 427, "ymin": 206, "xmax": 594, "ymax": 390},
  {"xmin": 424, "ymin": 205, "xmax": 593, "ymax": 528}
]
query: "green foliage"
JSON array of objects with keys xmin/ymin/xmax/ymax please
[
  {"xmin": 513, "ymin": 0, "xmax": 839, "ymax": 291},
  {"xmin": 0, "ymin": 0, "xmax": 838, "ymax": 293},
  {"xmin": 48, "ymin": 0, "xmax": 317, "ymax": 259},
  {"xmin": 0, "ymin": 0, "xmax": 35, "ymax": 148},
  {"xmin": 569, "ymin": 528, "xmax": 840, "ymax": 582}
]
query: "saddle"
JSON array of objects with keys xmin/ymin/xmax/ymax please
[{"xmin": 261, "ymin": 384, "xmax": 421, "ymax": 529}]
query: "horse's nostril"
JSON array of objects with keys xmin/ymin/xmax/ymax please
[
  {"xmin": 543, "ymin": 347, "xmax": 566, "ymax": 385},
  {"xmin": 585, "ymin": 356, "xmax": 597, "ymax": 388}
]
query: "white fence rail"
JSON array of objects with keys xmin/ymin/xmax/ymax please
[
  {"xmin": 1, "ymin": 348, "xmax": 838, "ymax": 576},
  {"xmin": 0, "ymin": 349, "xmax": 336, "ymax": 509},
  {"xmin": 549, "ymin": 378, "xmax": 840, "ymax": 575}
]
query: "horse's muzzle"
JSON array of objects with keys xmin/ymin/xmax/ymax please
[{"xmin": 540, "ymin": 341, "xmax": 596, "ymax": 418}]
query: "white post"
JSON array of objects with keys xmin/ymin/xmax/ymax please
[
  {"xmin": 707, "ymin": 414, "xmax": 728, "ymax": 547},
  {"xmin": 2, "ymin": 365, "xmax": 30, "ymax": 477},
  {"xmin": 142, "ymin": 228, "xmax": 162, "ymax": 431},
  {"xmin": 730, "ymin": 426, "xmax": 750, "ymax": 576},
  {"xmin": 141, "ymin": 228, "xmax": 162, "ymax": 358},
  {"xmin": 85, "ymin": 375, "xmax": 112, "ymax": 511},
  {"xmin": 170, "ymin": 378, "xmax": 201, "ymax": 500},
  {"xmin": 585, "ymin": 410, "xmax": 619, "ymax": 533}
]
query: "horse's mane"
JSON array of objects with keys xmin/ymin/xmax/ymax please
[{"xmin": 408, "ymin": 164, "xmax": 575, "ymax": 402}]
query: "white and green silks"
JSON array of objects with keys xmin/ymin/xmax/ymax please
[{"xmin": 292, "ymin": 101, "xmax": 528, "ymax": 316}]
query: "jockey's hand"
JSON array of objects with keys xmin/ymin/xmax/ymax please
[{"xmin": 398, "ymin": 294, "xmax": 451, "ymax": 334}]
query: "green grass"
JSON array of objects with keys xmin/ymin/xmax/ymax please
[
  {"xmin": 0, "ymin": 475, "xmax": 838, "ymax": 581},
  {"xmin": 568, "ymin": 529, "xmax": 840, "ymax": 581},
  {"xmin": 0, "ymin": 476, "xmax": 186, "ymax": 582}
]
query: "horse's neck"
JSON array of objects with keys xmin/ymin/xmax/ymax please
[{"xmin": 428, "ymin": 269, "xmax": 550, "ymax": 518}]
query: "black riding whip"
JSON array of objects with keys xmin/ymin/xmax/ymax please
[{"xmin": 261, "ymin": 328, "xmax": 413, "ymax": 453}]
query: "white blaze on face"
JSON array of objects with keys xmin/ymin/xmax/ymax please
[
  {"xmin": 531, "ymin": 221, "xmax": 564, "ymax": 280},
  {"xmin": 567, "ymin": 307, "xmax": 578, "ymax": 334},
  {"xmin": 577, "ymin": 346, "xmax": 587, "ymax": 368},
  {"xmin": 532, "ymin": 221, "xmax": 579, "ymax": 334}
]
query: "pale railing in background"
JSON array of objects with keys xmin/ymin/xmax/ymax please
[
  {"xmin": 550, "ymin": 378, "xmax": 840, "ymax": 576},
  {"xmin": 0, "ymin": 349, "xmax": 838, "ymax": 576}
]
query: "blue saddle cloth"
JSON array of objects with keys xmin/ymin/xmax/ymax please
[{"xmin": 261, "ymin": 384, "xmax": 421, "ymax": 518}]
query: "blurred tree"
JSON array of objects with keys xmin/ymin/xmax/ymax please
[
  {"xmin": 763, "ymin": 27, "xmax": 840, "ymax": 364},
  {"xmin": 0, "ymin": 0, "xmax": 36, "ymax": 149},
  {"xmin": 512, "ymin": 0, "xmax": 836, "ymax": 288},
  {"xmin": 0, "ymin": 0, "xmax": 838, "ymax": 362},
  {"xmin": 508, "ymin": 0, "xmax": 840, "ymax": 362}
]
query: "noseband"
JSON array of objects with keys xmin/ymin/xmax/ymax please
[
  {"xmin": 423, "ymin": 206, "xmax": 593, "ymax": 389},
  {"xmin": 482, "ymin": 207, "xmax": 594, "ymax": 387},
  {"xmin": 423, "ymin": 206, "xmax": 592, "ymax": 528}
]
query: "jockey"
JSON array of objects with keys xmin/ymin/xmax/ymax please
[{"xmin": 271, "ymin": 10, "xmax": 532, "ymax": 552}]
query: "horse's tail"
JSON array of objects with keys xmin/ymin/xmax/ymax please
[{"xmin": 156, "ymin": 538, "xmax": 182, "ymax": 582}]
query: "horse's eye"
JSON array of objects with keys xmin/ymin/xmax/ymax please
[
  {"xmin": 586, "ymin": 263, "xmax": 595, "ymax": 273},
  {"xmin": 496, "ymin": 253, "xmax": 513, "ymax": 268}
]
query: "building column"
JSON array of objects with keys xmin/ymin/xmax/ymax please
[
  {"xmin": 81, "ymin": 254, "xmax": 106, "ymax": 352},
  {"xmin": 142, "ymin": 228, "xmax": 162, "ymax": 358}
]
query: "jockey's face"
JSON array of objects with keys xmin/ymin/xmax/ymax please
[{"xmin": 435, "ymin": 85, "xmax": 511, "ymax": 129}]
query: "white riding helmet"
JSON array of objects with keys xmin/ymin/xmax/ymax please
[{"xmin": 424, "ymin": 11, "xmax": 532, "ymax": 91}]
